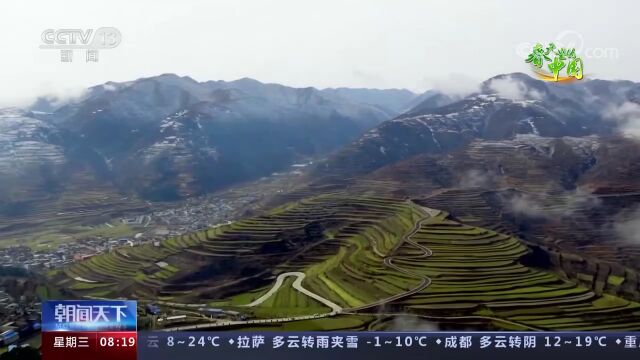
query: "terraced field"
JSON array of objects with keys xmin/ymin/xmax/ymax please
[
  {"xmin": 248, "ymin": 274, "xmax": 335, "ymax": 318},
  {"xmin": 387, "ymin": 214, "xmax": 640, "ymax": 330},
  {"xmin": 51, "ymin": 192, "xmax": 640, "ymax": 331},
  {"xmin": 0, "ymin": 174, "xmax": 150, "ymax": 249},
  {"xmin": 52, "ymin": 195, "xmax": 424, "ymax": 303}
]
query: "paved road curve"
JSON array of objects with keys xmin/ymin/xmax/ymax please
[
  {"xmin": 346, "ymin": 210, "xmax": 434, "ymax": 312},
  {"xmin": 244, "ymin": 272, "xmax": 343, "ymax": 312},
  {"xmin": 162, "ymin": 204, "xmax": 434, "ymax": 331},
  {"xmin": 162, "ymin": 273, "xmax": 343, "ymax": 331}
]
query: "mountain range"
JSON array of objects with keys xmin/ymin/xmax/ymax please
[
  {"xmin": 2, "ymin": 72, "xmax": 640, "ymax": 214},
  {"xmin": 320, "ymin": 73, "xmax": 639, "ymax": 177},
  {"xmin": 0, "ymin": 74, "xmax": 419, "ymax": 205},
  {"xmin": 25, "ymin": 72, "xmax": 640, "ymax": 331}
]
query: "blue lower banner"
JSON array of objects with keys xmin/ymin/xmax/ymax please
[
  {"xmin": 42, "ymin": 300, "xmax": 137, "ymax": 332},
  {"xmin": 41, "ymin": 300, "xmax": 138, "ymax": 360},
  {"xmin": 138, "ymin": 331, "xmax": 640, "ymax": 360}
]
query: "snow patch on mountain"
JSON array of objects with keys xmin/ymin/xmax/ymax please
[
  {"xmin": 0, "ymin": 111, "xmax": 66, "ymax": 174},
  {"xmin": 523, "ymin": 118, "xmax": 540, "ymax": 135}
]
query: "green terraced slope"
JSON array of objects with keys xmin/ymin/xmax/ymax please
[
  {"xmin": 50, "ymin": 195, "xmax": 640, "ymax": 331},
  {"xmin": 390, "ymin": 216, "xmax": 640, "ymax": 330}
]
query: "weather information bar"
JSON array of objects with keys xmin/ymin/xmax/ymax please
[
  {"xmin": 41, "ymin": 300, "xmax": 137, "ymax": 360},
  {"xmin": 37, "ymin": 300, "xmax": 640, "ymax": 360},
  {"xmin": 137, "ymin": 331, "xmax": 640, "ymax": 360}
]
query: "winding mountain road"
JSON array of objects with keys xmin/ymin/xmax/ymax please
[
  {"xmin": 163, "ymin": 205, "xmax": 436, "ymax": 331},
  {"xmin": 246, "ymin": 205, "xmax": 437, "ymax": 315},
  {"xmin": 346, "ymin": 211, "xmax": 434, "ymax": 312},
  {"xmin": 244, "ymin": 272, "xmax": 343, "ymax": 312},
  {"xmin": 163, "ymin": 204, "xmax": 563, "ymax": 332},
  {"xmin": 162, "ymin": 272, "xmax": 342, "ymax": 332}
]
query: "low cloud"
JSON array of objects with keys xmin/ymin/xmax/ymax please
[
  {"xmin": 421, "ymin": 73, "xmax": 480, "ymax": 97},
  {"xmin": 562, "ymin": 188, "xmax": 602, "ymax": 216},
  {"xmin": 613, "ymin": 207, "xmax": 640, "ymax": 245},
  {"xmin": 487, "ymin": 76, "xmax": 543, "ymax": 100},
  {"xmin": 506, "ymin": 194, "xmax": 547, "ymax": 218},
  {"xmin": 0, "ymin": 84, "xmax": 88, "ymax": 110},
  {"xmin": 36, "ymin": 88, "xmax": 88, "ymax": 109},
  {"xmin": 386, "ymin": 315, "xmax": 440, "ymax": 331},
  {"xmin": 102, "ymin": 83, "xmax": 118, "ymax": 92},
  {"xmin": 603, "ymin": 102, "xmax": 640, "ymax": 138},
  {"xmin": 504, "ymin": 189, "xmax": 600, "ymax": 219},
  {"xmin": 459, "ymin": 169, "xmax": 494, "ymax": 189}
]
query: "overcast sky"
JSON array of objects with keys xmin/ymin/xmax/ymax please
[{"xmin": 0, "ymin": 0, "xmax": 636, "ymax": 107}]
